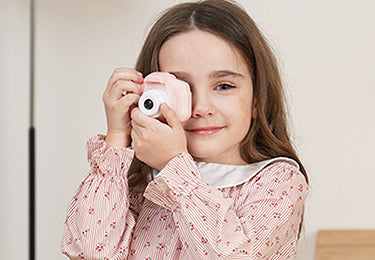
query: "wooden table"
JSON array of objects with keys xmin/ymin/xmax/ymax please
[{"xmin": 315, "ymin": 230, "xmax": 375, "ymax": 260}]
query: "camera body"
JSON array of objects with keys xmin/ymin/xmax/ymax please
[{"xmin": 138, "ymin": 72, "xmax": 191, "ymax": 122}]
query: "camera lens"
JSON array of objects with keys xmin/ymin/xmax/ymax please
[
  {"xmin": 138, "ymin": 89, "xmax": 168, "ymax": 118},
  {"xmin": 144, "ymin": 99, "xmax": 154, "ymax": 110}
]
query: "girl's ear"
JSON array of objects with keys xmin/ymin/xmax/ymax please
[{"xmin": 251, "ymin": 98, "xmax": 257, "ymax": 119}]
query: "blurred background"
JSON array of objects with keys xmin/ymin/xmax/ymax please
[{"xmin": 1, "ymin": 0, "xmax": 374, "ymax": 259}]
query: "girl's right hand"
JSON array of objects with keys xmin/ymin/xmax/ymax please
[{"xmin": 103, "ymin": 68, "xmax": 143, "ymax": 149}]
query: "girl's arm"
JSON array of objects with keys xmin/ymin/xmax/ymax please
[
  {"xmin": 144, "ymin": 153, "xmax": 308, "ymax": 259},
  {"xmin": 61, "ymin": 135, "xmax": 141, "ymax": 260},
  {"xmin": 233, "ymin": 161, "xmax": 308, "ymax": 259}
]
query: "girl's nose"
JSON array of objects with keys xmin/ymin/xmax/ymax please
[{"xmin": 191, "ymin": 92, "xmax": 214, "ymax": 118}]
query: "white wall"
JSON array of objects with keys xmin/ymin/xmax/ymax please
[
  {"xmin": 0, "ymin": 1, "xmax": 29, "ymax": 259},
  {"xmin": 1, "ymin": 0, "xmax": 374, "ymax": 259}
]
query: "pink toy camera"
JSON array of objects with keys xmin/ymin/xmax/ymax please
[{"xmin": 138, "ymin": 72, "xmax": 192, "ymax": 122}]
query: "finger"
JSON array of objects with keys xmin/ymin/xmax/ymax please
[
  {"xmin": 103, "ymin": 81, "xmax": 140, "ymax": 106},
  {"xmin": 112, "ymin": 80, "xmax": 142, "ymax": 97},
  {"xmin": 120, "ymin": 93, "xmax": 140, "ymax": 112},
  {"xmin": 160, "ymin": 103, "xmax": 182, "ymax": 129},
  {"xmin": 130, "ymin": 122, "xmax": 147, "ymax": 153},
  {"xmin": 131, "ymin": 117, "xmax": 146, "ymax": 132},
  {"xmin": 130, "ymin": 128, "xmax": 139, "ymax": 149},
  {"xmin": 107, "ymin": 68, "xmax": 143, "ymax": 90},
  {"xmin": 131, "ymin": 107, "xmax": 156, "ymax": 128}
]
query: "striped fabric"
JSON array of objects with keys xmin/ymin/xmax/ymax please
[{"xmin": 61, "ymin": 134, "xmax": 308, "ymax": 259}]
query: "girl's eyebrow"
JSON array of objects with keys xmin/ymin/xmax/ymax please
[
  {"xmin": 169, "ymin": 70, "xmax": 244, "ymax": 79},
  {"xmin": 209, "ymin": 70, "xmax": 245, "ymax": 79}
]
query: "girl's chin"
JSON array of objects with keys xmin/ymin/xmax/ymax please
[
  {"xmin": 187, "ymin": 148, "xmax": 213, "ymax": 161},
  {"xmin": 187, "ymin": 141, "xmax": 244, "ymax": 165},
  {"xmin": 187, "ymin": 145, "xmax": 224, "ymax": 163}
]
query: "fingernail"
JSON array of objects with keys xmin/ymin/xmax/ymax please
[{"xmin": 161, "ymin": 103, "xmax": 169, "ymax": 111}]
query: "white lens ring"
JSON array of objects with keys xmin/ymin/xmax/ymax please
[{"xmin": 139, "ymin": 89, "xmax": 169, "ymax": 118}]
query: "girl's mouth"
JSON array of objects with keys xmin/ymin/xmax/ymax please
[{"xmin": 186, "ymin": 126, "xmax": 224, "ymax": 136}]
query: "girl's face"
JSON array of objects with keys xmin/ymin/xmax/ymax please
[{"xmin": 159, "ymin": 29, "xmax": 255, "ymax": 165}]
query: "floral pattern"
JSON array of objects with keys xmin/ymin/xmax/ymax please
[{"xmin": 61, "ymin": 134, "xmax": 308, "ymax": 259}]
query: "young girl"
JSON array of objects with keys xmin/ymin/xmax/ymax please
[{"xmin": 61, "ymin": 0, "xmax": 308, "ymax": 259}]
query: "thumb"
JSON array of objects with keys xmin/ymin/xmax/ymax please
[{"xmin": 160, "ymin": 103, "xmax": 181, "ymax": 129}]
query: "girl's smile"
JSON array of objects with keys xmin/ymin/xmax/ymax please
[
  {"xmin": 159, "ymin": 29, "xmax": 256, "ymax": 165},
  {"xmin": 186, "ymin": 126, "xmax": 224, "ymax": 136}
]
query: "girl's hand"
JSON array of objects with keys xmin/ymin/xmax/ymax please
[
  {"xmin": 130, "ymin": 103, "xmax": 188, "ymax": 170},
  {"xmin": 103, "ymin": 68, "xmax": 143, "ymax": 148}
]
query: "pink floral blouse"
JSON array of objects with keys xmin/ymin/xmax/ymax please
[{"xmin": 61, "ymin": 134, "xmax": 308, "ymax": 259}]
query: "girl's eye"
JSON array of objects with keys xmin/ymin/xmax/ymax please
[{"xmin": 215, "ymin": 83, "xmax": 235, "ymax": 91}]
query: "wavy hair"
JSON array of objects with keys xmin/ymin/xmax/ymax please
[{"xmin": 128, "ymin": 0, "xmax": 308, "ymax": 191}]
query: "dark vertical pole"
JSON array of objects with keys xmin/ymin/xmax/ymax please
[
  {"xmin": 29, "ymin": 128, "xmax": 35, "ymax": 260},
  {"xmin": 29, "ymin": 0, "xmax": 36, "ymax": 259}
]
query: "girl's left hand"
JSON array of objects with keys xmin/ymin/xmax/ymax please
[{"xmin": 130, "ymin": 103, "xmax": 188, "ymax": 170}]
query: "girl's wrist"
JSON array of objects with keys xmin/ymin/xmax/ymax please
[{"xmin": 105, "ymin": 132, "xmax": 130, "ymax": 149}]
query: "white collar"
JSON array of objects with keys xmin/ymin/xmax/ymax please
[
  {"xmin": 152, "ymin": 157, "xmax": 299, "ymax": 189},
  {"xmin": 196, "ymin": 157, "xmax": 299, "ymax": 188}
]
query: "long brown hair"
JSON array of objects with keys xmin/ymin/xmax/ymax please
[{"xmin": 128, "ymin": 0, "xmax": 308, "ymax": 189}]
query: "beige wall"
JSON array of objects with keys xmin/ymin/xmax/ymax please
[
  {"xmin": 1, "ymin": 0, "xmax": 374, "ymax": 259},
  {"xmin": 0, "ymin": 1, "xmax": 29, "ymax": 259}
]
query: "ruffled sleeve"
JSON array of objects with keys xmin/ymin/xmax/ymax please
[
  {"xmin": 61, "ymin": 135, "xmax": 140, "ymax": 260},
  {"xmin": 144, "ymin": 153, "xmax": 248, "ymax": 259},
  {"xmin": 144, "ymin": 153, "xmax": 308, "ymax": 259}
]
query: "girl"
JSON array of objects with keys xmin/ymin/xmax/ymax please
[{"xmin": 61, "ymin": 0, "xmax": 308, "ymax": 259}]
